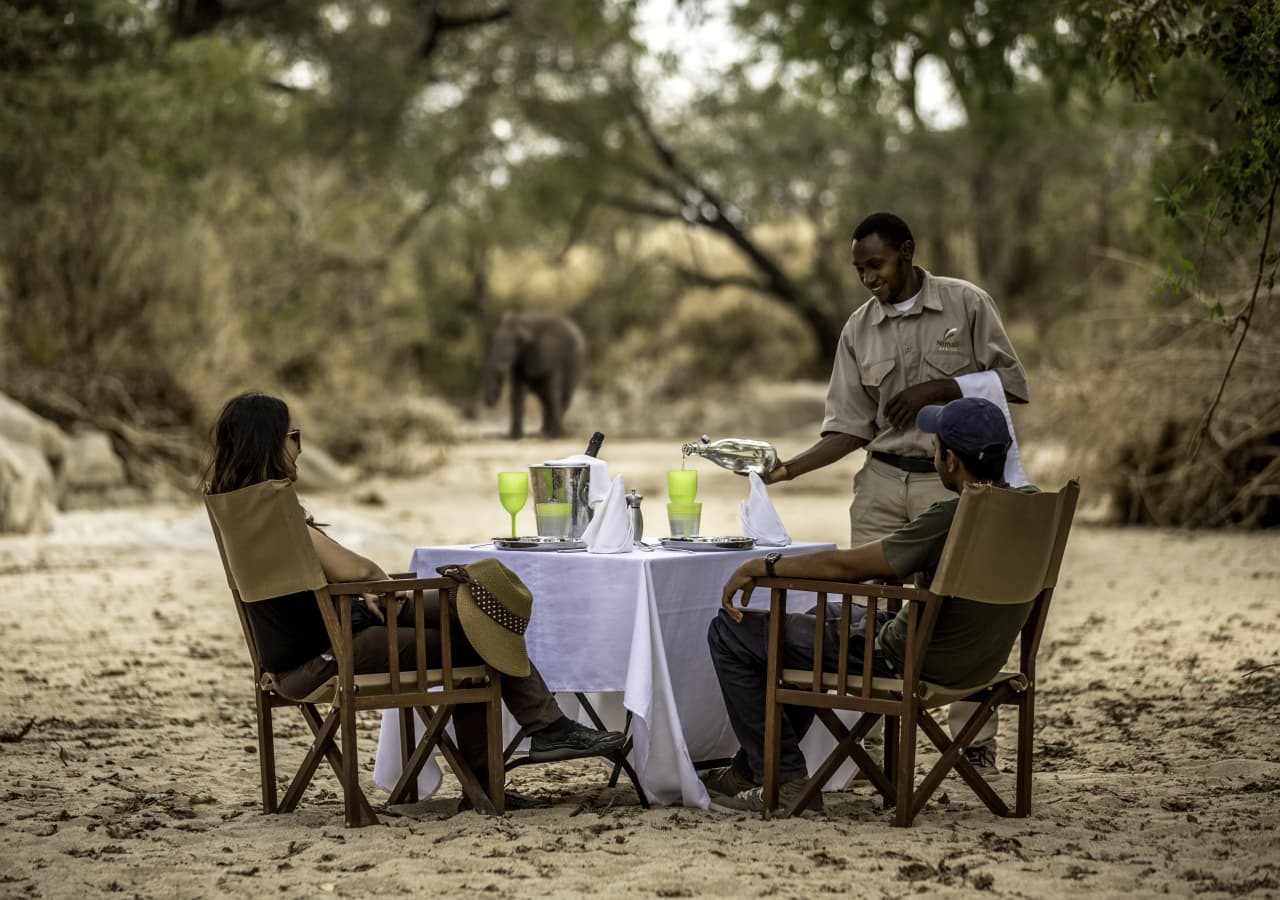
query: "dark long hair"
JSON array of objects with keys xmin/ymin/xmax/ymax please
[{"xmin": 204, "ymin": 392, "xmax": 293, "ymax": 494}]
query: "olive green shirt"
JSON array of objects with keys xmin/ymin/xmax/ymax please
[
  {"xmin": 876, "ymin": 488, "xmax": 1037, "ymax": 688},
  {"xmin": 821, "ymin": 269, "xmax": 1029, "ymax": 458}
]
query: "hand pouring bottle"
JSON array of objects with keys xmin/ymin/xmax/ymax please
[{"xmin": 682, "ymin": 435, "xmax": 779, "ymax": 475}]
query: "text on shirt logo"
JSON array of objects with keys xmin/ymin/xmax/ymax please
[{"xmin": 935, "ymin": 327, "xmax": 962, "ymax": 352}]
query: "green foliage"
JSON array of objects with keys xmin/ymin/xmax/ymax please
[
  {"xmin": 1092, "ymin": 1, "xmax": 1279, "ymax": 243},
  {"xmin": 733, "ymin": 0, "xmax": 1106, "ymax": 115},
  {"xmin": 0, "ymin": 0, "xmax": 1273, "ymax": 523}
]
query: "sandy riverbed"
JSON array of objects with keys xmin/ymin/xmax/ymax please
[{"xmin": 1, "ymin": 438, "xmax": 1278, "ymax": 898}]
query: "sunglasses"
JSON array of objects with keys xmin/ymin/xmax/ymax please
[{"xmin": 287, "ymin": 428, "xmax": 302, "ymax": 449}]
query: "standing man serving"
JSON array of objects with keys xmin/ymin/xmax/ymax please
[{"xmin": 761, "ymin": 211, "xmax": 1028, "ymax": 772}]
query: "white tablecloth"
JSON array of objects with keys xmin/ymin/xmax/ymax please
[{"xmin": 372, "ymin": 542, "xmax": 836, "ymax": 808}]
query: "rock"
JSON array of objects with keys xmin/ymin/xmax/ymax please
[
  {"xmin": 65, "ymin": 430, "xmax": 128, "ymax": 491},
  {"xmin": 0, "ymin": 433, "xmax": 57, "ymax": 533},
  {"xmin": 59, "ymin": 428, "xmax": 146, "ymax": 510},
  {"xmin": 294, "ymin": 445, "xmax": 354, "ymax": 492},
  {"xmin": 0, "ymin": 392, "xmax": 66, "ymax": 532},
  {"xmin": 0, "ymin": 392, "xmax": 67, "ymax": 477}
]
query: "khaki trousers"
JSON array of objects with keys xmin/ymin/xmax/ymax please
[{"xmin": 849, "ymin": 456, "xmax": 997, "ymax": 752}]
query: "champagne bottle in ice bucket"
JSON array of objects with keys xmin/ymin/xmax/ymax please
[{"xmin": 681, "ymin": 435, "xmax": 779, "ymax": 475}]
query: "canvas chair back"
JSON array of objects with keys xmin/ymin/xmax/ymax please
[
  {"xmin": 929, "ymin": 480, "xmax": 1080, "ymax": 605},
  {"xmin": 204, "ymin": 477, "xmax": 510, "ymax": 824},
  {"xmin": 205, "ymin": 479, "xmax": 327, "ymax": 603}
]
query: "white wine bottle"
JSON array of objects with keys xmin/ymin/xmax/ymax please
[{"xmin": 681, "ymin": 435, "xmax": 779, "ymax": 474}]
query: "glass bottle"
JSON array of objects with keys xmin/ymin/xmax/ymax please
[
  {"xmin": 681, "ymin": 435, "xmax": 779, "ymax": 475},
  {"xmin": 585, "ymin": 431, "xmax": 605, "ymax": 458}
]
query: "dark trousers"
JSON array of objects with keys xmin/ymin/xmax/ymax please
[
  {"xmin": 277, "ymin": 592, "xmax": 562, "ymax": 769},
  {"xmin": 707, "ymin": 606, "xmax": 896, "ymax": 784}
]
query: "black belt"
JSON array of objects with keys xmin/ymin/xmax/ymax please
[{"xmin": 870, "ymin": 451, "xmax": 936, "ymax": 474}]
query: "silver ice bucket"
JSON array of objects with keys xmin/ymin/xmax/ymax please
[{"xmin": 529, "ymin": 464, "xmax": 593, "ymax": 540}]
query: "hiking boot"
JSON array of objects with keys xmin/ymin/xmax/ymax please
[
  {"xmin": 709, "ymin": 777, "xmax": 823, "ymax": 814},
  {"xmin": 963, "ymin": 744, "xmax": 998, "ymax": 775},
  {"xmin": 698, "ymin": 764, "xmax": 755, "ymax": 798},
  {"xmin": 528, "ymin": 720, "xmax": 625, "ymax": 763}
]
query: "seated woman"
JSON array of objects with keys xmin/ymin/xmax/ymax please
[{"xmin": 205, "ymin": 391, "xmax": 624, "ymax": 807}]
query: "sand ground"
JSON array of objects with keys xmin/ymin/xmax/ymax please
[{"xmin": 1, "ymin": 438, "xmax": 1278, "ymax": 898}]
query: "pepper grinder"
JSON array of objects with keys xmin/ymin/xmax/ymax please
[{"xmin": 625, "ymin": 489, "xmax": 644, "ymax": 545}]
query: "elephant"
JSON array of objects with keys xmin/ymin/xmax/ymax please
[{"xmin": 482, "ymin": 312, "xmax": 586, "ymax": 439}]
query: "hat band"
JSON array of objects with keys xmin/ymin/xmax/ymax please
[{"xmin": 469, "ymin": 581, "xmax": 529, "ymax": 635}]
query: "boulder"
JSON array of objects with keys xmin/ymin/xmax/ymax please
[
  {"xmin": 0, "ymin": 393, "xmax": 67, "ymax": 533},
  {"xmin": 59, "ymin": 428, "xmax": 143, "ymax": 510},
  {"xmin": 64, "ymin": 429, "xmax": 128, "ymax": 491},
  {"xmin": 0, "ymin": 433, "xmax": 56, "ymax": 533},
  {"xmin": 0, "ymin": 392, "xmax": 67, "ymax": 476}
]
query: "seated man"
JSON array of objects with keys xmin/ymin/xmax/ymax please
[{"xmin": 705, "ymin": 397, "xmax": 1033, "ymax": 813}]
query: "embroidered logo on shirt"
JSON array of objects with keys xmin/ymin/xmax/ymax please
[{"xmin": 935, "ymin": 327, "xmax": 962, "ymax": 351}]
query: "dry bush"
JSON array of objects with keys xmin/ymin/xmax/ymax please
[
  {"xmin": 1030, "ymin": 291, "xmax": 1279, "ymax": 528},
  {"xmin": 299, "ymin": 381, "xmax": 456, "ymax": 477},
  {"xmin": 570, "ymin": 288, "xmax": 820, "ymax": 437}
]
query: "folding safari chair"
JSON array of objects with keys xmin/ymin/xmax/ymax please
[
  {"xmin": 205, "ymin": 479, "xmax": 506, "ymax": 826},
  {"xmin": 758, "ymin": 480, "xmax": 1080, "ymax": 826}
]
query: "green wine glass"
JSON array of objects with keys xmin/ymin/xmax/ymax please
[{"xmin": 497, "ymin": 471, "xmax": 529, "ymax": 538}]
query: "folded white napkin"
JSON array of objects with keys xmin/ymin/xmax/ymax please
[
  {"xmin": 739, "ymin": 472, "xmax": 792, "ymax": 547},
  {"xmin": 543, "ymin": 453, "xmax": 610, "ymax": 508},
  {"xmin": 580, "ymin": 474, "xmax": 634, "ymax": 553},
  {"xmin": 954, "ymin": 371, "xmax": 1029, "ymax": 487}
]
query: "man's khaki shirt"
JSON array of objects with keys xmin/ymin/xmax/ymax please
[{"xmin": 821, "ymin": 269, "xmax": 1028, "ymax": 459}]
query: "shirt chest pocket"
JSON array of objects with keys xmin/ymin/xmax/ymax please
[
  {"xmin": 860, "ymin": 358, "xmax": 895, "ymax": 389},
  {"xmin": 924, "ymin": 349, "xmax": 970, "ymax": 376},
  {"xmin": 923, "ymin": 321, "xmax": 972, "ymax": 376}
]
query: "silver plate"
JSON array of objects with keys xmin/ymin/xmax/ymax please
[
  {"xmin": 492, "ymin": 536, "xmax": 587, "ymax": 551},
  {"xmin": 660, "ymin": 536, "xmax": 757, "ymax": 551}
]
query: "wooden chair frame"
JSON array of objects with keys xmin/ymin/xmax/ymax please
[
  {"xmin": 757, "ymin": 481, "xmax": 1078, "ymax": 826},
  {"xmin": 228, "ymin": 576, "xmax": 506, "ymax": 826},
  {"xmin": 206, "ymin": 480, "xmax": 508, "ymax": 828}
]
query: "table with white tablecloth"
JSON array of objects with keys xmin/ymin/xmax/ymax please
[{"xmin": 373, "ymin": 541, "xmax": 846, "ymax": 808}]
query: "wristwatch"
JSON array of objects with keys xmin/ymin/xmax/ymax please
[{"xmin": 763, "ymin": 551, "xmax": 783, "ymax": 577}]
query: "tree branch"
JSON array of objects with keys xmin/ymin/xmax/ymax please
[
  {"xmin": 598, "ymin": 193, "xmax": 684, "ymax": 221},
  {"xmin": 418, "ymin": 2, "xmax": 512, "ymax": 60},
  {"xmin": 315, "ymin": 193, "xmax": 439, "ymax": 273},
  {"xmin": 605, "ymin": 83, "xmax": 840, "ymax": 356},
  {"xmin": 1189, "ymin": 173, "xmax": 1278, "ymax": 461},
  {"xmin": 665, "ymin": 262, "xmax": 766, "ymax": 293}
]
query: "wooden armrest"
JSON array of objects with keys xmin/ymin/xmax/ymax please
[
  {"xmin": 326, "ymin": 576, "xmax": 455, "ymax": 595},
  {"xmin": 754, "ymin": 576, "xmax": 937, "ymax": 603}
]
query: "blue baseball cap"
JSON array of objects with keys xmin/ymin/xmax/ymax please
[{"xmin": 916, "ymin": 398, "xmax": 1011, "ymax": 461}]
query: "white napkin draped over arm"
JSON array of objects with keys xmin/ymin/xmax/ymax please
[
  {"xmin": 543, "ymin": 453, "xmax": 610, "ymax": 507},
  {"xmin": 954, "ymin": 370, "xmax": 1029, "ymax": 487},
  {"xmin": 739, "ymin": 472, "xmax": 792, "ymax": 546},
  {"xmin": 581, "ymin": 474, "xmax": 634, "ymax": 553}
]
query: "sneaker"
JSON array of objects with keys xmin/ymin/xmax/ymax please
[
  {"xmin": 709, "ymin": 777, "xmax": 823, "ymax": 814},
  {"xmin": 963, "ymin": 744, "xmax": 998, "ymax": 776},
  {"xmin": 698, "ymin": 764, "xmax": 755, "ymax": 798},
  {"xmin": 528, "ymin": 720, "xmax": 626, "ymax": 763}
]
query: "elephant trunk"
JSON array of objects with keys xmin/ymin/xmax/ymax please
[
  {"xmin": 482, "ymin": 365, "xmax": 505, "ymax": 407},
  {"xmin": 483, "ymin": 316, "xmax": 519, "ymax": 407}
]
